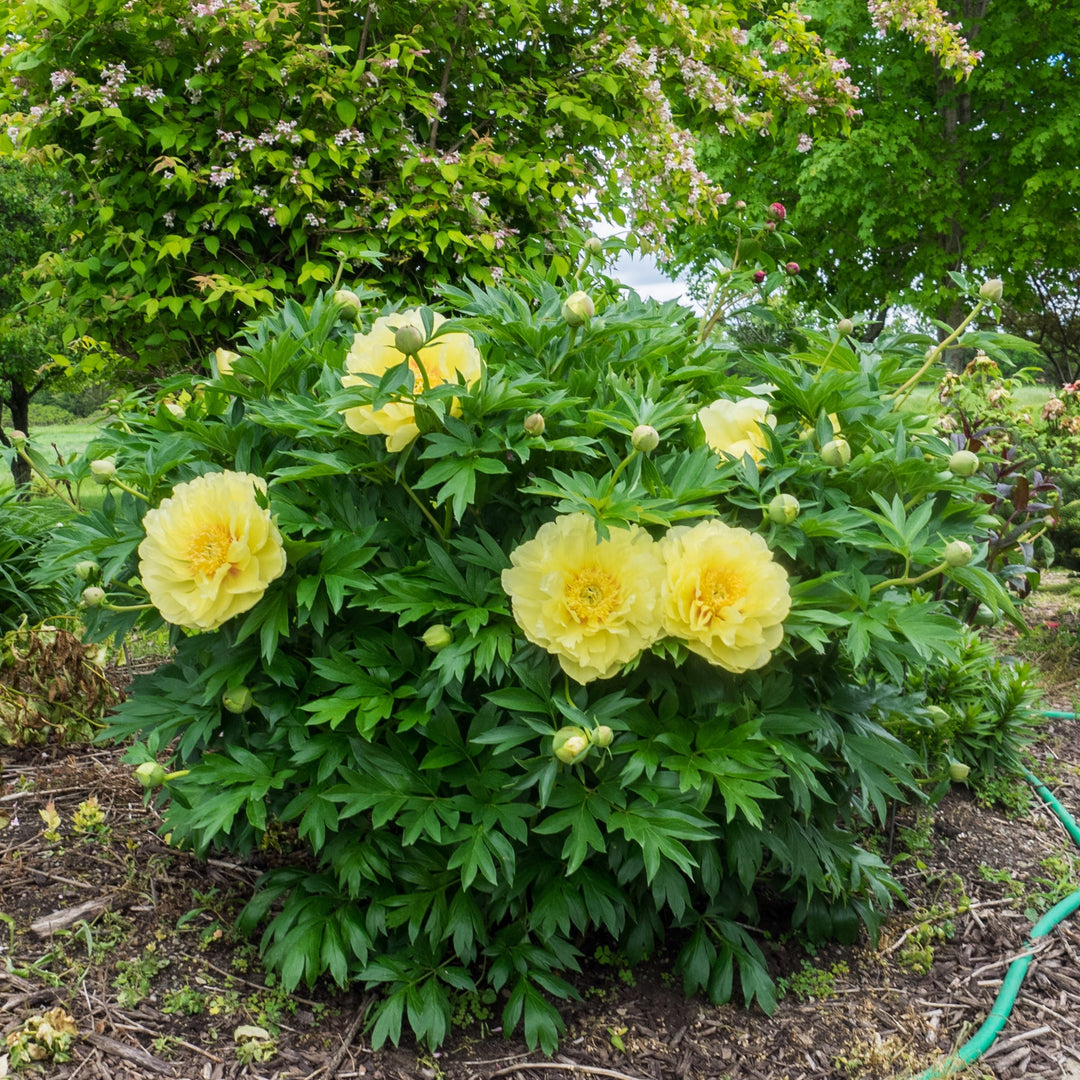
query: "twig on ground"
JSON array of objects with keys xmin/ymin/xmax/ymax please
[
  {"xmin": 308, "ymin": 995, "xmax": 369, "ymax": 1080},
  {"xmin": 488, "ymin": 1063, "xmax": 656, "ymax": 1080}
]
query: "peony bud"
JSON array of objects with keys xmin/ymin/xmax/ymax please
[
  {"xmin": 90, "ymin": 458, "xmax": 117, "ymax": 484},
  {"xmin": 222, "ymin": 686, "xmax": 254, "ymax": 714},
  {"xmin": 949, "ymin": 761, "xmax": 970, "ymax": 782},
  {"xmin": 944, "ymin": 540, "xmax": 973, "ymax": 567},
  {"xmin": 394, "ymin": 324, "xmax": 426, "ymax": 356},
  {"xmin": 553, "ymin": 726, "xmax": 590, "ymax": 764},
  {"xmin": 81, "ymin": 586, "xmax": 106, "ymax": 607},
  {"xmin": 74, "ymin": 560, "xmax": 99, "ymax": 581},
  {"xmin": 734, "ymin": 199, "xmax": 747, "ymax": 211},
  {"xmin": 523, "ymin": 412, "xmax": 546, "ymax": 437},
  {"xmin": 584, "ymin": 236, "xmax": 603, "ymax": 256},
  {"xmin": 422, "ymin": 624, "xmax": 453, "ymax": 652},
  {"xmin": 767, "ymin": 493, "xmax": 800, "ymax": 525},
  {"xmin": 631, "ymin": 424, "xmax": 660, "ymax": 453},
  {"xmin": 561, "ymin": 290, "xmax": 595, "ymax": 327},
  {"xmin": 590, "ymin": 725, "xmax": 614, "ymax": 748},
  {"xmin": 165, "ymin": 401, "xmax": 185, "ymax": 419},
  {"xmin": 135, "ymin": 761, "xmax": 168, "ymax": 790},
  {"xmin": 784, "ymin": 261, "xmax": 800, "ymax": 275},
  {"xmin": 214, "ymin": 348, "xmax": 239, "ymax": 376},
  {"xmin": 978, "ymin": 277, "xmax": 1003, "ymax": 303},
  {"xmin": 9, "ymin": 429, "xmax": 27, "ymax": 448},
  {"xmin": 820, "ymin": 438, "xmax": 851, "ymax": 467},
  {"xmin": 753, "ymin": 269, "xmax": 767, "ymax": 284},
  {"xmin": 333, "ymin": 289, "xmax": 363, "ymax": 321},
  {"xmin": 948, "ymin": 449, "xmax": 980, "ymax": 478},
  {"xmin": 836, "ymin": 318, "xmax": 854, "ymax": 336},
  {"xmin": 768, "ymin": 202, "xmax": 787, "ymax": 221}
]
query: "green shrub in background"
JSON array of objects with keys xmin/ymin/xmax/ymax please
[
  {"xmin": 41, "ymin": 259, "xmax": 1041, "ymax": 1051},
  {"xmin": 936, "ymin": 356, "xmax": 1080, "ymax": 570}
]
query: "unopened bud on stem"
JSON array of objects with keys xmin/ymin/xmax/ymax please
[
  {"xmin": 820, "ymin": 438, "xmax": 851, "ymax": 467},
  {"xmin": 836, "ymin": 318, "xmax": 854, "ymax": 336},
  {"xmin": 81, "ymin": 586, "xmax": 106, "ymax": 608},
  {"xmin": 949, "ymin": 449, "xmax": 980, "ymax": 477},
  {"xmin": 523, "ymin": 412, "xmax": 546, "ymax": 437},
  {"xmin": 978, "ymin": 277, "xmax": 1003, "ymax": 303},
  {"xmin": 394, "ymin": 324, "xmax": 426, "ymax": 357},
  {"xmin": 631, "ymin": 424, "xmax": 659, "ymax": 453},
  {"xmin": 422, "ymin": 624, "xmax": 453, "ymax": 652},
  {"xmin": 334, "ymin": 289, "xmax": 362, "ymax": 321},
  {"xmin": 90, "ymin": 459, "xmax": 117, "ymax": 484},
  {"xmin": 944, "ymin": 540, "xmax": 973, "ymax": 567},
  {"xmin": 222, "ymin": 686, "xmax": 254, "ymax": 714},
  {"xmin": 768, "ymin": 493, "xmax": 800, "ymax": 524},
  {"xmin": 561, "ymin": 291, "xmax": 595, "ymax": 327},
  {"xmin": 553, "ymin": 726, "xmax": 590, "ymax": 764},
  {"xmin": 75, "ymin": 560, "xmax": 99, "ymax": 581}
]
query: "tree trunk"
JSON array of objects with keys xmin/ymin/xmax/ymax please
[
  {"xmin": 935, "ymin": 0, "xmax": 989, "ymax": 368},
  {"xmin": 3, "ymin": 380, "xmax": 32, "ymax": 491}
]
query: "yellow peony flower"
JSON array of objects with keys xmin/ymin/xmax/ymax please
[
  {"xmin": 138, "ymin": 471, "xmax": 286, "ymax": 631},
  {"xmin": 698, "ymin": 397, "xmax": 776, "ymax": 464},
  {"xmin": 214, "ymin": 348, "xmax": 240, "ymax": 376},
  {"xmin": 341, "ymin": 309, "xmax": 483, "ymax": 452},
  {"xmin": 501, "ymin": 513, "xmax": 665, "ymax": 684},
  {"xmin": 659, "ymin": 520, "xmax": 790, "ymax": 673}
]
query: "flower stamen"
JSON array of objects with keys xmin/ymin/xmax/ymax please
[
  {"xmin": 564, "ymin": 567, "xmax": 620, "ymax": 624},
  {"xmin": 187, "ymin": 523, "xmax": 233, "ymax": 579}
]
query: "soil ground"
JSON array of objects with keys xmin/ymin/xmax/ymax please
[{"xmin": 3, "ymin": 575, "xmax": 1080, "ymax": 1080}]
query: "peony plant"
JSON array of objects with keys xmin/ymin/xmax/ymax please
[{"xmin": 45, "ymin": 264, "xmax": 1039, "ymax": 1052}]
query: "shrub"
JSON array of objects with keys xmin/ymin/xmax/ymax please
[{"xmin": 46, "ymin": 264, "xmax": 1038, "ymax": 1051}]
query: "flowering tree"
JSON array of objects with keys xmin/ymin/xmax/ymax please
[
  {"xmin": 34, "ymin": 255, "xmax": 1040, "ymax": 1049},
  {"xmin": 2, "ymin": 0, "xmax": 976, "ymax": 372},
  {"xmin": 677, "ymin": 0, "xmax": 1080, "ymax": 333}
]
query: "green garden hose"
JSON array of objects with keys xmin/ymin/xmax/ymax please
[{"xmin": 912, "ymin": 713, "xmax": 1080, "ymax": 1080}]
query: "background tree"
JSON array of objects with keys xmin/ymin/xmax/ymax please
[
  {"xmin": 1001, "ymin": 269, "xmax": 1080, "ymax": 385},
  {"xmin": 0, "ymin": 0, "xmax": 976, "ymax": 375},
  {"xmin": 0, "ymin": 158, "xmax": 67, "ymax": 488},
  {"xmin": 677, "ymin": 0, "xmax": 1080, "ymax": 337}
]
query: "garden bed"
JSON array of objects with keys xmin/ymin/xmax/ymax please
[{"xmin": 2, "ymin": 576, "xmax": 1080, "ymax": 1080}]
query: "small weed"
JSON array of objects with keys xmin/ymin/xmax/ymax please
[
  {"xmin": 113, "ymin": 944, "xmax": 170, "ymax": 1009},
  {"xmin": 607, "ymin": 1025, "xmax": 628, "ymax": 1052},
  {"xmin": 39, "ymin": 802, "xmax": 61, "ymax": 843},
  {"xmin": 4, "ymin": 1007, "xmax": 78, "ymax": 1068},
  {"xmin": 777, "ymin": 959, "xmax": 850, "ymax": 1001},
  {"xmin": 896, "ymin": 811, "xmax": 935, "ymax": 859},
  {"xmin": 973, "ymin": 774, "xmax": 1032, "ymax": 817},
  {"xmin": 234, "ymin": 1025, "xmax": 277, "ymax": 1065},
  {"xmin": 593, "ymin": 944, "xmax": 636, "ymax": 987},
  {"xmin": 162, "ymin": 984, "xmax": 207, "ymax": 1016},
  {"xmin": 450, "ymin": 987, "xmax": 497, "ymax": 1032},
  {"xmin": 72, "ymin": 796, "xmax": 109, "ymax": 837}
]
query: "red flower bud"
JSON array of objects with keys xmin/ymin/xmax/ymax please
[
  {"xmin": 753, "ymin": 269, "xmax": 767, "ymax": 284},
  {"xmin": 785, "ymin": 261, "xmax": 800, "ymax": 275},
  {"xmin": 768, "ymin": 202, "xmax": 787, "ymax": 221}
]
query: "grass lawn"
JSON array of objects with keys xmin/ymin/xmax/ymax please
[
  {"xmin": 895, "ymin": 382, "xmax": 1050, "ymax": 416},
  {"xmin": 1, "ymin": 419, "xmax": 102, "ymax": 497}
]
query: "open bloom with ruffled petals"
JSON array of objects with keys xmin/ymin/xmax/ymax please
[
  {"xmin": 138, "ymin": 471, "xmax": 286, "ymax": 631},
  {"xmin": 659, "ymin": 520, "xmax": 790, "ymax": 673},
  {"xmin": 501, "ymin": 513, "xmax": 665, "ymax": 684},
  {"xmin": 341, "ymin": 309, "xmax": 483, "ymax": 452},
  {"xmin": 698, "ymin": 397, "xmax": 776, "ymax": 465}
]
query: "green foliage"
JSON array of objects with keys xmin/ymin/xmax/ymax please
[
  {"xmin": 45, "ymin": 258, "xmax": 1040, "ymax": 1050},
  {"xmin": 0, "ymin": 158, "xmax": 71, "ymax": 474},
  {"xmin": 0, "ymin": 0, "xmax": 874, "ymax": 372},
  {"xmin": 776, "ymin": 958, "xmax": 849, "ymax": 1001},
  {"xmin": 677, "ymin": 0, "xmax": 1080, "ymax": 330},
  {"xmin": 0, "ymin": 493, "xmax": 71, "ymax": 629}
]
